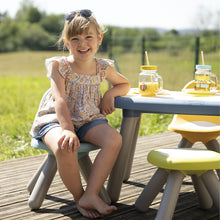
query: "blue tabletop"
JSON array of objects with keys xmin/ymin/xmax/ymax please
[{"xmin": 115, "ymin": 93, "xmax": 220, "ymax": 117}]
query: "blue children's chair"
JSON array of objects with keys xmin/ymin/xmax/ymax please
[{"xmin": 27, "ymin": 89, "xmax": 111, "ymax": 210}]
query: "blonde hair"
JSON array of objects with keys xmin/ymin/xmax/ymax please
[{"xmin": 58, "ymin": 12, "xmax": 106, "ymax": 49}]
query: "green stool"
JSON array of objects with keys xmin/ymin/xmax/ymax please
[{"xmin": 135, "ymin": 148, "xmax": 220, "ymax": 220}]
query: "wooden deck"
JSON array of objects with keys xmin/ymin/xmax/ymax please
[{"xmin": 1, "ymin": 132, "xmax": 219, "ymax": 220}]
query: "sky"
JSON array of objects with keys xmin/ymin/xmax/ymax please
[{"xmin": 1, "ymin": 0, "xmax": 220, "ymax": 30}]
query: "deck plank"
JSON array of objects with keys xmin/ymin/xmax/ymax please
[{"xmin": 0, "ymin": 132, "xmax": 219, "ymax": 219}]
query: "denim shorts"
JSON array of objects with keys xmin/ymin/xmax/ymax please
[{"xmin": 34, "ymin": 119, "xmax": 108, "ymax": 142}]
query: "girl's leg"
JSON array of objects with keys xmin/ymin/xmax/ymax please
[
  {"xmin": 42, "ymin": 127, "xmax": 101, "ymax": 219},
  {"xmin": 79, "ymin": 123, "xmax": 122, "ymax": 215}
]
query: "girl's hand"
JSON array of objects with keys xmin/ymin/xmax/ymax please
[
  {"xmin": 101, "ymin": 65, "xmax": 130, "ymax": 117},
  {"xmin": 101, "ymin": 93, "xmax": 115, "ymax": 116},
  {"xmin": 58, "ymin": 130, "xmax": 80, "ymax": 152}
]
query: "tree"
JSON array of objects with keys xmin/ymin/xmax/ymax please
[
  {"xmin": 0, "ymin": 12, "xmax": 9, "ymax": 23},
  {"xmin": 25, "ymin": 6, "xmax": 42, "ymax": 23},
  {"xmin": 18, "ymin": 23, "xmax": 56, "ymax": 50},
  {"xmin": 40, "ymin": 14, "xmax": 64, "ymax": 34},
  {"xmin": 16, "ymin": 0, "xmax": 32, "ymax": 21},
  {"xmin": 15, "ymin": 0, "xmax": 43, "ymax": 23},
  {"xmin": 0, "ymin": 17, "xmax": 21, "ymax": 52},
  {"xmin": 164, "ymin": 29, "xmax": 179, "ymax": 36}
]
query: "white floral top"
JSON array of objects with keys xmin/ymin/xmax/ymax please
[{"xmin": 30, "ymin": 56, "xmax": 113, "ymax": 137}]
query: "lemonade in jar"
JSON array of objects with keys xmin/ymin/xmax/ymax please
[
  {"xmin": 139, "ymin": 65, "xmax": 159, "ymax": 96},
  {"xmin": 194, "ymin": 65, "xmax": 211, "ymax": 91}
]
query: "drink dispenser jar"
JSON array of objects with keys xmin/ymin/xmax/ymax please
[
  {"xmin": 194, "ymin": 65, "xmax": 211, "ymax": 91},
  {"xmin": 139, "ymin": 65, "xmax": 159, "ymax": 96}
]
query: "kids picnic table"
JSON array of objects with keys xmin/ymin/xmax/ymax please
[{"xmin": 106, "ymin": 91, "xmax": 220, "ymax": 202}]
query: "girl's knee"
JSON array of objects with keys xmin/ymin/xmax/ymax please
[
  {"xmin": 116, "ymin": 132, "xmax": 122, "ymax": 146},
  {"xmin": 55, "ymin": 149, "xmax": 77, "ymax": 164},
  {"xmin": 109, "ymin": 131, "xmax": 122, "ymax": 150}
]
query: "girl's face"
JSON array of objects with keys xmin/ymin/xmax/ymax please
[{"xmin": 64, "ymin": 24, "xmax": 103, "ymax": 61}]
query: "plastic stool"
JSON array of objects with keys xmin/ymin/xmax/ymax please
[
  {"xmin": 135, "ymin": 148, "xmax": 220, "ymax": 220},
  {"xmin": 27, "ymin": 138, "xmax": 111, "ymax": 209}
]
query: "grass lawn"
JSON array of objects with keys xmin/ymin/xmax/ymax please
[{"xmin": 0, "ymin": 50, "xmax": 219, "ymax": 160}]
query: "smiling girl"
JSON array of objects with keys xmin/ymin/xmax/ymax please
[{"xmin": 30, "ymin": 9, "xmax": 130, "ymax": 218}]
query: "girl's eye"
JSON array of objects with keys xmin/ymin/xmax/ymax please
[
  {"xmin": 71, "ymin": 38, "xmax": 78, "ymax": 41},
  {"xmin": 86, "ymin": 35, "xmax": 92, "ymax": 39}
]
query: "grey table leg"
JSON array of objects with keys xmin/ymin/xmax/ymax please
[
  {"xmin": 123, "ymin": 116, "xmax": 141, "ymax": 181},
  {"xmin": 107, "ymin": 115, "xmax": 141, "ymax": 203}
]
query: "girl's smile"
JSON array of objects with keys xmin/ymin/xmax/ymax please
[{"xmin": 78, "ymin": 48, "xmax": 90, "ymax": 55}]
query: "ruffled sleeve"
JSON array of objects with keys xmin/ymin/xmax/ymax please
[
  {"xmin": 45, "ymin": 56, "xmax": 68, "ymax": 79},
  {"xmin": 98, "ymin": 58, "xmax": 114, "ymax": 78},
  {"xmin": 102, "ymin": 59, "xmax": 114, "ymax": 68}
]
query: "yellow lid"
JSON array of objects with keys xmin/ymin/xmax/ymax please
[{"xmin": 141, "ymin": 65, "xmax": 157, "ymax": 70}]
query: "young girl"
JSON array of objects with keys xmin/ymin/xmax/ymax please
[{"xmin": 30, "ymin": 9, "xmax": 130, "ymax": 218}]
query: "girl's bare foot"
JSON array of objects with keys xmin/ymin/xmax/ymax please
[
  {"xmin": 79, "ymin": 193, "xmax": 117, "ymax": 216},
  {"xmin": 76, "ymin": 203, "xmax": 103, "ymax": 219}
]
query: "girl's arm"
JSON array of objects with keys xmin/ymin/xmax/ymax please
[
  {"xmin": 50, "ymin": 61, "xmax": 80, "ymax": 151},
  {"xmin": 101, "ymin": 66, "xmax": 130, "ymax": 116}
]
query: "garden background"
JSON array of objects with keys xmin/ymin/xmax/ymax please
[{"xmin": 0, "ymin": 1, "xmax": 219, "ymax": 160}]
